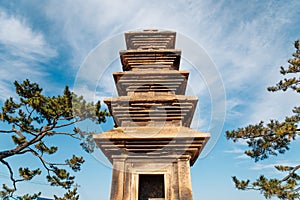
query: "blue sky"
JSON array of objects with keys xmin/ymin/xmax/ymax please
[{"xmin": 0, "ymin": 0, "xmax": 299, "ymax": 199}]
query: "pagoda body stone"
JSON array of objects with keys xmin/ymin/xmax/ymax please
[{"xmin": 93, "ymin": 30, "xmax": 210, "ymax": 200}]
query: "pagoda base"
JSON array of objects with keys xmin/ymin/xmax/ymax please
[
  {"xmin": 110, "ymin": 155, "xmax": 193, "ymax": 200},
  {"xmin": 93, "ymin": 126, "xmax": 210, "ymax": 200}
]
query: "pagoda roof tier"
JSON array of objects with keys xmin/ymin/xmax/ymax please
[
  {"xmin": 125, "ymin": 30, "xmax": 176, "ymax": 50},
  {"xmin": 104, "ymin": 95, "xmax": 198, "ymax": 127},
  {"xmin": 113, "ymin": 70, "xmax": 189, "ymax": 96},
  {"xmin": 93, "ymin": 126, "xmax": 210, "ymax": 165},
  {"xmin": 119, "ymin": 49, "xmax": 181, "ymax": 71}
]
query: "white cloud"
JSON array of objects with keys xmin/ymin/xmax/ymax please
[
  {"xmin": 251, "ymin": 163, "xmax": 277, "ymax": 171},
  {"xmin": 43, "ymin": 0, "xmax": 145, "ymax": 66},
  {"xmin": 0, "ymin": 80, "xmax": 14, "ymax": 100},
  {"xmin": 224, "ymin": 148, "xmax": 250, "ymax": 159},
  {"xmin": 0, "ymin": 10, "xmax": 56, "ymax": 61},
  {"xmin": 234, "ymin": 154, "xmax": 249, "ymax": 160},
  {"xmin": 224, "ymin": 148, "xmax": 245, "ymax": 154},
  {"xmin": 40, "ymin": 1, "xmax": 299, "ymax": 127},
  {"xmin": 39, "ymin": 1, "xmax": 299, "ymax": 162},
  {"xmin": 0, "ymin": 1, "xmax": 298, "ymax": 199},
  {"xmin": 226, "ymin": 98, "xmax": 244, "ymax": 119},
  {"xmin": 0, "ymin": 10, "xmax": 56, "ymax": 100},
  {"xmin": 185, "ymin": 0, "xmax": 300, "ymax": 127},
  {"xmin": 247, "ymin": 90, "xmax": 299, "ymax": 124},
  {"xmin": 72, "ymin": 84, "xmax": 113, "ymax": 105},
  {"xmin": 250, "ymin": 162, "xmax": 299, "ymax": 171}
]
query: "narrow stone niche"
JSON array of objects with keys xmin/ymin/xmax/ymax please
[{"xmin": 138, "ymin": 174, "xmax": 165, "ymax": 200}]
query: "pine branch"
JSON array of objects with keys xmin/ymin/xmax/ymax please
[
  {"xmin": 48, "ymin": 132, "xmax": 81, "ymax": 140},
  {"xmin": 53, "ymin": 120, "xmax": 81, "ymax": 129},
  {"xmin": 281, "ymin": 164, "xmax": 300, "ymax": 182},
  {"xmin": 0, "ymin": 79, "xmax": 108, "ymax": 197},
  {"xmin": 0, "ymin": 130, "xmax": 15, "ymax": 133},
  {"xmin": 29, "ymin": 148, "xmax": 68, "ymax": 168},
  {"xmin": 228, "ymin": 40, "xmax": 300, "ymax": 199},
  {"xmin": 0, "ymin": 160, "xmax": 17, "ymax": 191}
]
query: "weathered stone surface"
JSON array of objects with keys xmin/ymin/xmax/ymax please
[
  {"xmin": 110, "ymin": 158, "xmax": 125, "ymax": 200},
  {"xmin": 104, "ymin": 95, "xmax": 198, "ymax": 128},
  {"xmin": 125, "ymin": 30, "xmax": 176, "ymax": 50},
  {"xmin": 120, "ymin": 49, "xmax": 181, "ymax": 71},
  {"xmin": 94, "ymin": 29, "xmax": 210, "ymax": 200},
  {"xmin": 102, "ymin": 155, "xmax": 196, "ymax": 200},
  {"xmin": 113, "ymin": 70, "xmax": 189, "ymax": 96},
  {"xmin": 93, "ymin": 126, "xmax": 210, "ymax": 166},
  {"xmin": 177, "ymin": 157, "xmax": 193, "ymax": 199}
]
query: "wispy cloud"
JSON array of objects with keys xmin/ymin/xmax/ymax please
[
  {"xmin": 0, "ymin": 10, "xmax": 56, "ymax": 100},
  {"xmin": 251, "ymin": 163, "xmax": 278, "ymax": 171},
  {"xmin": 224, "ymin": 148, "xmax": 245, "ymax": 154},
  {"xmin": 224, "ymin": 148, "xmax": 250, "ymax": 160},
  {"xmin": 0, "ymin": 80, "xmax": 13, "ymax": 101},
  {"xmin": 195, "ymin": 0, "xmax": 300, "ymax": 125},
  {"xmin": 247, "ymin": 90, "xmax": 299, "ymax": 124},
  {"xmin": 39, "ymin": 0, "xmax": 300, "ymax": 129},
  {"xmin": 15, "ymin": 0, "xmax": 297, "ymax": 155},
  {"xmin": 0, "ymin": 1, "xmax": 298, "ymax": 199},
  {"xmin": 234, "ymin": 154, "xmax": 249, "ymax": 160},
  {"xmin": 37, "ymin": 1, "xmax": 300, "ymax": 161},
  {"xmin": 250, "ymin": 162, "xmax": 299, "ymax": 171},
  {"xmin": 226, "ymin": 98, "xmax": 244, "ymax": 119}
]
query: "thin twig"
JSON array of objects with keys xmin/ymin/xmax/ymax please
[
  {"xmin": 29, "ymin": 148, "xmax": 68, "ymax": 167},
  {"xmin": 12, "ymin": 122, "xmax": 37, "ymax": 137},
  {"xmin": 0, "ymin": 130, "xmax": 15, "ymax": 133},
  {"xmin": 281, "ymin": 164, "xmax": 300, "ymax": 182},
  {"xmin": 28, "ymin": 148, "xmax": 51, "ymax": 176},
  {"xmin": 0, "ymin": 159, "xmax": 17, "ymax": 191},
  {"xmin": 53, "ymin": 120, "xmax": 81, "ymax": 129},
  {"xmin": 49, "ymin": 132, "xmax": 81, "ymax": 140}
]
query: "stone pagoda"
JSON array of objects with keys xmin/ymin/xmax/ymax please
[{"xmin": 93, "ymin": 30, "xmax": 210, "ymax": 200}]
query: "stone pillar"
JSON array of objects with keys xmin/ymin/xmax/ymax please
[
  {"xmin": 123, "ymin": 162, "xmax": 134, "ymax": 200},
  {"xmin": 177, "ymin": 156, "xmax": 193, "ymax": 200},
  {"xmin": 171, "ymin": 161, "xmax": 180, "ymax": 200},
  {"xmin": 110, "ymin": 158, "xmax": 126, "ymax": 200}
]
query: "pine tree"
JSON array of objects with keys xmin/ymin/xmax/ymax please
[
  {"xmin": 0, "ymin": 80, "xmax": 109, "ymax": 199},
  {"xmin": 226, "ymin": 40, "xmax": 300, "ymax": 200}
]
